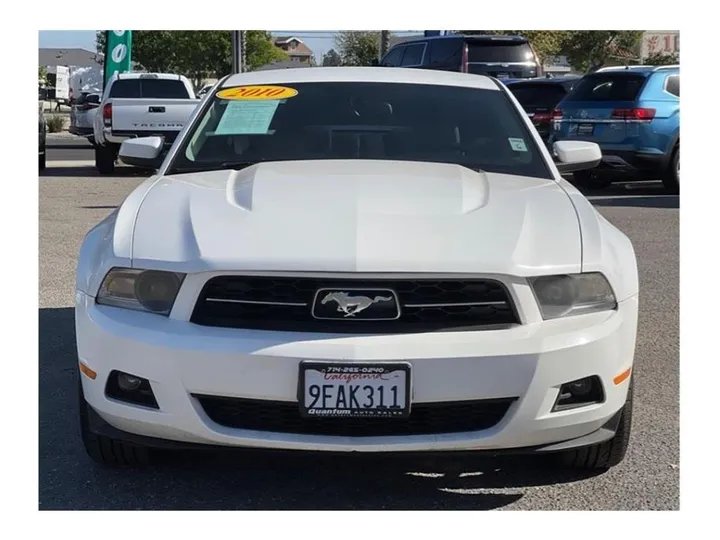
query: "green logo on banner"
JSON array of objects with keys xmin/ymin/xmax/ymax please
[{"xmin": 104, "ymin": 30, "xmax": 133, "ymax": 85}]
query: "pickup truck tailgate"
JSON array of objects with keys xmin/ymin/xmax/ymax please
[{"xmin": 111, "ymin": 98, "xmax": 198, "ymax": 133}]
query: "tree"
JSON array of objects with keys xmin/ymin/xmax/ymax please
[
  {"xmin": 335, "ymin": 31, "xmax": 381, "ymax": 66},
  {"xmin": 322, "ymin": 49, "xmax": 342, "ymax": 67},
  {"xmin": 560, "ymin": 31, "xmax": 644, "ymax": 72},
  {"xmin": 95, "ymin": 30, "xmax": 288, "ymax": 87},
  {"xmin": 458, "ymin": 31, "xmax": 569, "ymax": 65},
  {"xmin": 245, "ymin": 31, "xmax": 289, "ymax": 71},
  {"xmin": 38, "ymin": 65, "xmax": 47, "ymax": 85},
  {"xmin": 644, "ymin": 51, "xmax": 679, "ymax": 65}
]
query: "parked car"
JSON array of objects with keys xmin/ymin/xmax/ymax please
[
  {"xmin": 92, "ymin": 72, "xmax": 201, "ymax": 174},
  {"xmin": 196, "ymin": 84, "xmax": 213, "ymax": 99},
  {"xmin": 551, "ymin": 65, "xmax": 680, "ymax": 192},
  {"xmin": 39, "ymin": 108, "xmax": 46, "ymax": 170},
  {"xmin": 76, "ymin": 67, "xmax": 638, "ymax": 472},
  {"xmin": 504, "ymin": 76, "xmax": 582, "ymax": 141},
  {"xmin": 379, "ymin": 34, "xmax": 542, "ymax": 79},
  {"xmin": 69, "ymin": 91, "xmax": 102, "ymax": 143}
]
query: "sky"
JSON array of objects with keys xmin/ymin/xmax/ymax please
[{"xmin": 38, "ymin": 30, "xmax": 422, "ymax": 63}]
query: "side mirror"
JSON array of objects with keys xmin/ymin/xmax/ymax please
[
  {"xmin": 553, "ymin": 140, "xmax": 601, "ymax": 174},
  {"xmin": 118, "ymin": 136, "xmax": 164, "ymax": 170}
]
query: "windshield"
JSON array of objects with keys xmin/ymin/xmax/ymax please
[
  {"xmin": 167, "ymin": 81, "xmax": 551, "ymax": 179},
  {"xmin": 468, "ymin": 42, "xmax": 535, "ymax": 63},
  {"xmin": 564, "ymin": 74, "xmax": 647, "ymax": 102},
  {"xmin": 109, "ymin": 79, "xmax": 191, "ymax": 99},
  {"xmin": 509, "ymin": 83, "xmax": 567, "ymax": 109}
]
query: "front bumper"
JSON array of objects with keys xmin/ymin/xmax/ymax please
[{"xmin": 76, "ymin": 291, "xmax": 638, "ymax": 453}]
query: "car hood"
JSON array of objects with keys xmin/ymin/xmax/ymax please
[{"xmin": 131, "ymin": 160, "xmax": 581, "ymax": 275}]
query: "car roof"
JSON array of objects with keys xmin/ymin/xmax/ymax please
[
  {"xmin": 592, "ymin": 65, "xmax": 679, "ymax": 75},
  {"xmin": 397, "ymin": 34, "xmax": 529, "ymax": 45},
  {"xmin": 114, "ymin": 72, "xmax": 184, "ymax": 81},
  {"xmin": 221, "ymin": 67, "xmax": 501, "ymax": 91},
  {"xmin": 503, "ymin": 76, "xmax": 583, "ymax": 86}
]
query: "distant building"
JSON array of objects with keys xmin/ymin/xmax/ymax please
[
  {"xmin": 273, "ymin": 37, "xmax": 314, "ymax": 65},
  {"xmin": 39, "ymin": 48, "xmax": 102, "ymax": 70},
  {"xmin": 543, "ymin": 56, "xmax": 578, "ymax": 76}
]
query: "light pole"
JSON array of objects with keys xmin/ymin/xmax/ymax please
[
  {"xmin": 380, "ymin": 31, "xmax": 389, "ymax": 60},
  {"xmin": 231, "ymin": 31, "xmax": 246, "ymax": 74}
]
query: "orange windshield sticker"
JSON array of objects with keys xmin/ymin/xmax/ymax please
[{"xmin": 216, "ymin": 86, "xmax": 298, "ymax": 100}]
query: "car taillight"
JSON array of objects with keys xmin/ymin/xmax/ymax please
[
  {"xmin": 552, "ymin": 109, "xmax": 563, "ymax": 120},
  {"xmin": 611, "ymin": 108, "xmax": 656, "ymax": 120},
  {"xmin": 103, "ymin": 103, "xmax": 112, "ymax": 125},
  {"xmin": 533, "ymin": 112, "xmax": 552, "ymax": 121}
]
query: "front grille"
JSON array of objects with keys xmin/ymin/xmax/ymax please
[
  {"xmin": 190, "ymin": 276, "xmax": 519, "ymax": 333},
  {"xmin": 195, "ymin": 395, "xmax": 516, "ymax": 437}
]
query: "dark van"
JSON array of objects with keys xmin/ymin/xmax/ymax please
[{"xmin": 379, "ymin": 34, "xmax": 542, "ymax": 80}]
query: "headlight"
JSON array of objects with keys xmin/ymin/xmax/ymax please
[
  {"xmin": 96, "ymin": 268, "xmax": 185, "ymax": 315},
  {"xmin": 529, "ymin": 273, "xmax": 617, "ymax": 320}
]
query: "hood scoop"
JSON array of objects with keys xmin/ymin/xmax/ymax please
[{"xmin": 223, "ymin": 160, "xmax": 490, "ymax": 216}]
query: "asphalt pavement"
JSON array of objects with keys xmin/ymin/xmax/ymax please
[
  {"xmin": 45, "ymin": 134, "xmax": 94, "ymax": 164},
  {"xmin": 38, "ymin": 144, "xmax": 679, "ymax": 510}
]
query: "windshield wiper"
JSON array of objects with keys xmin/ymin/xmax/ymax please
[
  {"xmin": 166, "ymin": 161, "xmax": 264, "ymax": 175},
  {"xmin": 219, "ymin": 160, "xmax": 264, "ymax": 170}
]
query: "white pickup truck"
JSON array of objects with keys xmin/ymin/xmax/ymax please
[{"xmin": 92, "ymin": 72, "xmax": 200, "ymax": 174}]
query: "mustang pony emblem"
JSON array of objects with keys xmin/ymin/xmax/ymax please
[{"xmin": 321, "ymin": 292, "xmax": 393, "ymax": 317}]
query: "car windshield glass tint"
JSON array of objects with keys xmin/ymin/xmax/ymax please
[
  {"xmin": 168, "ymin": 82, "xmax": 551, "ymax": 179},
  {"xmin": 109, "ymin": 79, "xmax": 189, "ymax": 99},
  {"xmin": 467, "ymin": 42, "xmax": 534, "ymax": 63},
  {"xmin": 564, "ymin": 74, "xmax": 646, "ymax": 101},
  {"xmin": 509, "ymin": 84, "xmax": 566, "ymax": 109}
]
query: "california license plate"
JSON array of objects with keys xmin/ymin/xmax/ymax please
[
  {"xmin": 298, "ymin": 362, "xmax": 411, "ymax": 418},
  {"xmin": 577, "ymin": 123, "xmax": 594, "ymax": 135}
]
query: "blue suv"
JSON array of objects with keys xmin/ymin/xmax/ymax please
[{"xmin": 551, "ymin": 65, "xmax": 679, "ymax": 192}]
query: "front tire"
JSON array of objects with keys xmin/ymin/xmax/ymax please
[
  {"xmin": 559, "ymin": 379, "xmax": 633, "ymax": 471},
  {"xmin": 572, "ymin": 170, "xmax": 612, "ymax": 190},
  {"xmin": 95, "ymin": 144, "xmax": 116, "ymax": 175},
  {"xmin": 663, "ymin": 145, "xmax": 679, "ymax": 194},
  {"xmin": 78, "ymin": 377, "xmax": 150, "ymax": 467}
]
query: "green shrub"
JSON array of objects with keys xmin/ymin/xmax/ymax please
[{"xmin": 45, "ymin": 115, "xmax": 65, "ymax": 133}]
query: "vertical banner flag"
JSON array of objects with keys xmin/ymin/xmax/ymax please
[{"xmin": 104, "ymin": 31, "xmax": 133, "ymax": 86}]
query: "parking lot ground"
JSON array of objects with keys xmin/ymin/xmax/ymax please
[{"xmin": 39, "ymin": 166, "xmax": 679, "ymax": 510}]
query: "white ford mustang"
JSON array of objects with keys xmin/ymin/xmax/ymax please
[{"xmin": 75, "ymin": 67, "xmax": 639, "ymax": 470}]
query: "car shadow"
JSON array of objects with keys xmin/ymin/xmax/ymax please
[
  {"xmin": 39, "ymin": 307, "xmax": 603, "ymax": 511},
  {"xmin": 588, "ymin": 195, "xmax": 679, "ymax": 209},
  {"xmin": 39, "ymin": 166, "xmax": 151, "ymax": 179},
  {"xmin": 568, "ymin": 179, "xmax": 679, "ymax": 208}
]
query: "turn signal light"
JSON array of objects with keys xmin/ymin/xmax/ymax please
[
  {"xmin": 613, "ymin": 367, "xmax": 632, "ymax": 385},
  {"xmin": 79, "ymin": 362, "xmax": 97, "ymax": 380}
]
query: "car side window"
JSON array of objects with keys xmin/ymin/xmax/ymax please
[
  {"xmin": 428, "ymin": 39, "xmax": 461, "ymax": 67},
  {"xmin": 401, "ymin": 43, "xmax": 426, "ymax": 66},
  {"xmin": 665, "ymin": 74, "xmax": 680, "ymax": 97},
  {"xmin": 381, "ymin": 47, "xmax": 404, "ymax": 67}
]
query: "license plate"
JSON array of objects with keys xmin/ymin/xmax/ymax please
[
  {"xmin": 577, "ymin": 123, "xmax": 594, "ymax": 135},
  {"xmin": 298, "ymin": 362, "xmax": 411, "ymax": 418},
  {"xmin": 496, "ymin": 73, "xmax": 509, "ymax": 79}
]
